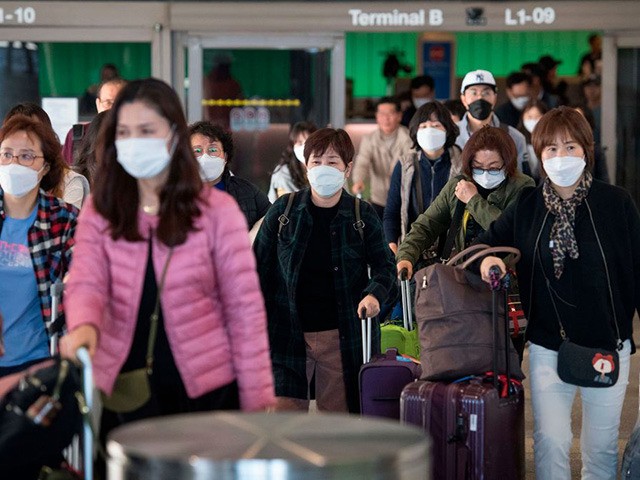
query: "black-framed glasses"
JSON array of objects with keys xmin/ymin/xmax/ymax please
[
  {"xmin": 472, "ymin": 167, "xmax": 504, "ymax": 176},
  {"xmin": 0, "ymin": 151, "xmax": 44, "ymax": 166}
]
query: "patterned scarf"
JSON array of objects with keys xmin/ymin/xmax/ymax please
[{"xmin": 542, "ymin": 172, "xmax": 593, "ymax": 279}]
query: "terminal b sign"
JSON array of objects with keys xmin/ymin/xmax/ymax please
[{"xmin": 348, "ymin": 8, "xmax": 444, "ymax": 27}]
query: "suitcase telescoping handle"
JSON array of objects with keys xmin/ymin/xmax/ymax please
[
  {"xmin": 48, "ymin": 282, "xmax": 65, "ymax": 355},
  {"xmin": 360, "ymin": 308, "xmax": 372, "ymax": 364},
  {"xmin": 399, "ymin": 269, "xmax": 413, "ymax": 331},
  {"xmin": 489, "ymin": 266, "xmax": 514, "ymax": 396},
  {"xmin": 76, "ymin": 347, "xmax": 93, "ymax": 480}
]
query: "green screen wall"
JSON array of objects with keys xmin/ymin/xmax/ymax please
[
  {"xmin": 202, "ymin": 49, "xmax": 291, "ymax": 99},
  {"xmin": 38, "ymin": 42, "xmax": 151, "ymax": 97},
  {"xmin": 346, "ymin": 30, "xmax": 596, "ymax": 98}
]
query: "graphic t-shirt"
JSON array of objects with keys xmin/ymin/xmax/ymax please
[{"xmin": 0, "ymin": 207, "xmax": 49, "ymax": 366}]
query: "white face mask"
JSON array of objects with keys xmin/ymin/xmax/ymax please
[
  {"xmin": 197, "ymin": 154, "xmax": 226, "ymax": 182},
  {"xmin": 307, "ymin": 165, "xmax": 345, "ymax": 198},
  {"xmin": 523, "ymin": 119, "xmax": 539, "ymax": 134},
  {"xmin": 116, "ymin": 133, "xmax": 175, "ymax": 179},
  {"xmin": 472, "ymin": 169, "xmax": 506, "ymax": 190},
  {"xmin": 0, "ymin": 163, "xmax": 44, "ymax": 197},
  {"xmin": 510, "ymin": 96, "xmax": 530, "ymax": 111},
  {"xmin": 543, "ymin": 156, "xmax": 586, "ymax": 187},
  {"xmin": 413, "ymin": 98, "xmax": 430, "ymax": 109},
  {"xmin": 293, "ymin": 144, "xmax": 305, "ymax": 163},
  {"xmin": 417, "ymin": 127, "xmax": 447, "ymax": 152}
]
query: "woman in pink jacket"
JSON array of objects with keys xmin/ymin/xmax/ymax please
[{"xmin": 60, "ymin": 78, "xmax": 275, "ymax": 437}]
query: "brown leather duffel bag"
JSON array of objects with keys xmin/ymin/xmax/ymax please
[{"xmin": 414, "ymin": 244, "xmax": 525, "ymax": 381}]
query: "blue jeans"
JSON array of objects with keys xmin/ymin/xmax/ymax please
[{"xmin": 529, "ymin": 340, "xmax": 631, "ymax": 480}]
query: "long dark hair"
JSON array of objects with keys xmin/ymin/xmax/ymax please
[
  {"xmin": 93, "ymin": 78, "xmax": 203, "ymax": 247},
  {"xmin": 74, "ymin": 111, "xmax": 109, "ymax": 187},
  {"xmin": 277, "ymin": 121, "xmax": 316, "ymax": 189},
  {"xmin": 517, "ymin": 99, "xmax": 549, "ymax": 144}
]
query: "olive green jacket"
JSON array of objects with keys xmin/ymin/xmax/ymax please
[{"xmin": 396, "ymin": 172, "xmax": 535, "ymax": 265}]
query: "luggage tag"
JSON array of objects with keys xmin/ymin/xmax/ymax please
[
  {"xmin": 27, "ymin": 395, "xmax": 62, "ymax": 426},
  {"xmin": 396, "ymin": 354, "xmax": 420, "ymax": 364}
]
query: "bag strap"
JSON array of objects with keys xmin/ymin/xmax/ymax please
[
  {"xmin": 146, "ymin": 246, "xmax": 174, "ymax": 375},
  {"xmin": 439, "ymin": 200, "xmax": 466, "ymax": 262},
  {"xmin": 534, "ymin": 202, "xmax": 622, "ymax": 350},
  {"xmin": 458, "ymin": 246, "xmax": 521, "ymax": 270},
  {"xmin": 277, "ymin": 192, "xmax": 296, "ymax": 237},
  {"xmin": 412, "ymin": 156, "xmax": 424, "ymax": 215},
  {"xmin": 446, "ymin": 243, "xmax": 490, "ymax": 266},
  {"xmin": 354, "ymin": 196, "xmax": 365, "ymax": 241}
]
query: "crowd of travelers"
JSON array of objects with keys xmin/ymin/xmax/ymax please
[{"xmin": 0, "ymin": 33, "xmax": 638, "ymax": 480}]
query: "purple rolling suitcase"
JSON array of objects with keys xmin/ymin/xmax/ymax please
[
  {"xmin": 400, "ymin": 267, "xmax": 525, "ymax": 479},
  {"xmin": 359, "ymin": 304, "xmax": 421, "ymax": 420}
]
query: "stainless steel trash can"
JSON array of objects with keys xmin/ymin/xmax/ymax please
[{"xmin": 107, "ymin": 412, "xmax": 430, "ymax": 479}]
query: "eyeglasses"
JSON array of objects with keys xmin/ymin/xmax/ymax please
[
  {"xmin": 0, "ymin": 151, "xmax": 44, "ymax": 166},
  {"xmin": 98, "ymin": 99, "xmax": 114, "ymax": 109},
  {"xmin": 472, "ymin": 167, "xmax": 503, "ymax": 176},
  {"xmin": 464, "ymin": 88, "xmax": 496, "ymax": 99},
  {"xmin": 193, "ymin": 146, "xmax": 223, "ymax": 156}
]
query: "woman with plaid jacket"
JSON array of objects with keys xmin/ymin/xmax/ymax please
[
  {"xmin": 0, "ymin": 115, "xmax": 77, "ymax": 376},
  {"xmin": 254, "ymin": 128, "xmax": 397, "ymax": 413}
]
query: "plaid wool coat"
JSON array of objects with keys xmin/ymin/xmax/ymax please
[
  {"xmin": 0, "ymin": 190, "xmax": 78, "ymax": 328},
  {"xmin": 254, "ymin": 188, "xmax": 397, "ymax": 413}
]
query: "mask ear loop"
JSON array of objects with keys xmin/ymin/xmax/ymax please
[
  {"xmin": 37, "ymin": 162, "xmax": 50, "ymax": 181},
  {"xmin": 166, "ymin": 125, "xmax": 178, "ymax": 157}
]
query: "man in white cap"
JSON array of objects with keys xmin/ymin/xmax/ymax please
[{"xmin": 456, "ymin": 69, "xmax": 529, "ymax": 174}]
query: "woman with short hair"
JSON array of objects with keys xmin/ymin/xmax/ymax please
[
  {"xmin": 478, "ymin": 106, "xmax": 640, "ymax": 479},
  {"xmin": 254, "ymin": 127, "xmax": 396, "ymax": 413},
  {"xmin": 189, "ymin": 121, "xmax": 270, "ymax": 231},
  {"xmin": 396, "ymin": 126, "xmax": 535, "ymax": 280}
]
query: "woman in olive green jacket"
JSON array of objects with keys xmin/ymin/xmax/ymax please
[{"xmin": 396, "ymin": 126, "xmax": 535, "ymax": 279}]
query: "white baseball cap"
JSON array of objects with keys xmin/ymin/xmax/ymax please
[{"xmin": 460, "ymin": 69, "xmax": 497, "ymax": 94}]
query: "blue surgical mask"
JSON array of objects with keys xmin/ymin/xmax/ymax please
[
  {"xmin": 307, "ymin": 165, "xmax": 345, "ymax": 197},
  {"xmin": 472, "ymin": 168, "xmax": 506, "ymax": 190},
  {"xmin": 197, "ymin": 154, "xmax": 226, "ymax": 182},
  {"xmin": 116, "ymin": 129, "xmax": 176, "ymax": 179},
  {"xmin": 293, "ymin": 144, "xmax": 305, "ymax": 163},
  {"xmin": 0, "ymin": 163, "xmax": 45, "ymax": 197},
  {"xmin": 543, "ymin": 156, "xmax": 586, "ymax": 187},
  {"xmin": 510, "ymin": 96, "xmax": 530, "ymax": 111},
  {"xmin": 523, "ymin": 119, "xmax": 539, "ymax": 134},
  {"xmin": 417, "ymin": 127, "xmax": 446, "ymax": 151}
]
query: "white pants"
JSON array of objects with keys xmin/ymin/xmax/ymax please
[{"xmin": 529, "ymin": 340, "xmax": 631, "ymax": 480}]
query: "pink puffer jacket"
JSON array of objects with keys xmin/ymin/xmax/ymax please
[{"xmin": 65, "ymin": 188, "xmax": 275, "ymax": 411}]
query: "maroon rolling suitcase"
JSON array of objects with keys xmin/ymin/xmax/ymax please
[
  {"xmin": 359, "ymin": 307, "xmax": 421, "ymax": 420},
  {"xmin": 400, "ymin": 266, "xmax": 525, "ymax": 480}
]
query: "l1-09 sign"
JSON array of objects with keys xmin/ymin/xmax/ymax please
[{"xmin": 505, "ymin": 7, "xmax": 555, "ymax": 26}]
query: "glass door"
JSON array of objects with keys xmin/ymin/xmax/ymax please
[
  {"xmin": 615, "ymin": 46, "xmax": 640, "ymax": 205},
  {"xmin": 184, "ymin": 34, "xmax": 344, "ymax": 191}
]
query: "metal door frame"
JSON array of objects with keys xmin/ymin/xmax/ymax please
[
  {"xmin": 181, "ymin": 33, "xmax": 345, "ymax": 126},
  {"xmin": 602, "ymin": 33, "xmax": 640, "ymax": 182}
]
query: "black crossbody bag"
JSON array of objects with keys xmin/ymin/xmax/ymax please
[{"xmin": 534, "ymin": 202, "xmax": 623, "ymax": 388}]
